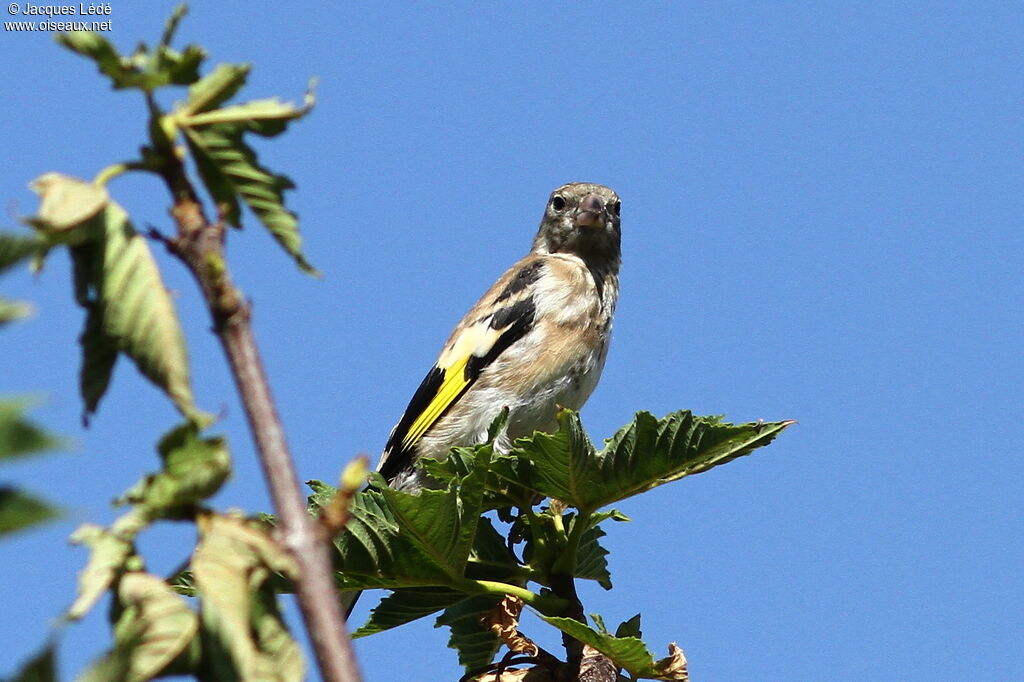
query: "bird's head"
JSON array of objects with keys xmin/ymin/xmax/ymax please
[{"xmin": 533, "ymin": 182, "xmax": 621, "ymax": 260}]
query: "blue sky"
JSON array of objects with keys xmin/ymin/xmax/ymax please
[{"xmin": 2, "ymin": 2, "xmax": 1022, "ymax": 680}]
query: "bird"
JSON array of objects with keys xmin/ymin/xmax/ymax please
[{"xmin": 376, "ymin": 182, "xmax": 621, "ymax": 491}]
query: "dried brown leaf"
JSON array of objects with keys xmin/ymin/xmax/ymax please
[{"xmin": 483, "ymin": 595, "xmax": 537, "ymax": 657}]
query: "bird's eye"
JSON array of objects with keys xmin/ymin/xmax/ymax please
[
  {"xmin": 612, "ymin": 200, "xmax": 621, "ymax": 216},
  {"xmin": 551, "ymin": 195, "xmax": 567, "ymax": 211}
]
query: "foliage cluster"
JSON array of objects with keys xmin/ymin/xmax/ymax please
[{"xmin": 2, "ymin": 7, "xmax": 791, "ymax": 681}]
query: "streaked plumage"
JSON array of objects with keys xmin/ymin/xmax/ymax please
[{"xmin": 378, "ymin": 182, "xmax": 622, "ymax": 490}]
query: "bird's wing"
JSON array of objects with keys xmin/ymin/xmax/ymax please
[{"xmin": 377, "ymin": 258, "xmax": 545, "ymax": 481}]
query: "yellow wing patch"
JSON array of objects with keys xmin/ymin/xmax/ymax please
[
  {"xmin": 401, "ymin": 354, "xmax": 470, "ymax": 451},
  {"xmin": 400, "ymin": 323, "xmax": 502, "ymax": 451}
]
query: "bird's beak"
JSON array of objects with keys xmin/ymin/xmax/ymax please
[{"xmin": 574, "ymin": 193, "xmax": 608, "ymax": 229}]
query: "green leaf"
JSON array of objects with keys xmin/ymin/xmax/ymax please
[
  {"xmin": 66, "ymin": 524, "xmax": 137, "ymax": 621},
  {"xmin": 192, "ymin": 513, "xmax": 302, "ymax": 682},
  {"xmin": 76, "ymin": 649, "xmax": 132, "ymax": 682},
  {"xmin": 0, "ymin": 400, "xmax": 62, "ymax": 462},
  {"xmin": 56, "ymin": 12, "xmax": 205, "ymax": 92},
  {"xmin": 179, "ymin": 84, "xmax": 317, "ymax": 273},
  {"xmin": 250, "ymin": 579, "xmax": 304, "ymax": 682},
  {"xmin": 0, "ymin": 233, "xmax": 43, "ymax": 273},
  {"xmin": 168, "ymin": 569, "xmax": 196, "ymax": 598},
  {"xmin": 55, "ymin": 31, "xmax": 130, "ymax": 88},
  {"xmin": 77, "ymin": 303, "xmax": 119, "ymax": 417},
  {"xmin": 352, "ymin": 586, "xmax": 467, "ymax": 638},
  {"xmin": 5, "ymin": 642, "xmax": 57, "ymax": 682},
  {"xmin": 541, "ymin": 616, "xmax": 689, "ymax": 681},
  {"xmin": 379, "ymin": 462, "xmax": 487, "ymax": 577},
  {"xmin": 26, "ymin": 173, "xmax": 200, "ymax": 420},
  {"xmin": 0, "ymin": 402, "xmax": 63, "ymax": 537},
  {"xmin": 0, "ymin": 298, "xmax": 33, "ymax": 326},
  {"xmin": 464, "ymin": 516, "xmax": 521, "ymax": 584},
  {"xmin": 329, "ymin": 488, "xmax": 401, "ymax": 587},
  {"xmin": 94, "ymin": 202, "xmax": 198, "ymax": 419},
  {"xmin": 80, "ymin": 572, "xmax": 200, "ymax": 682},
  {"xmin": 305, "ymin": 478, "xmax": 340, "ymax": 508},
  {"xmin": 435, "ymin": 594, "xmax": 504, "ymax": 672},
  {"xmin": 180, "ymin": 63, "xmax": 252, "ymax": 116},
  {"xmin": 115, "ymin": 422, "xmax": 231, "ymax": 519},
  {"xmin": 615, "ymin": 613, "xmax": 643, "ymax": 640},
  {"xmin": 420, "ymin": 448, "xmax": 538, "ymax": 512},
  {"xmin": 574, "ymin": 523, "xmax": 612, "ymax": 590},
  {"xmin": 331, "ymin": 446, "xmax": 490, "ymax": 588},
  {"xmin": 0, "ymin": 234, "xmax": 42, "ymax": 322},
  {"xmin": 87, "ymin": 214, "xmax": 198, "ymax": 419},
  {"xmin": 513, "ymin": 410, "xmax": 794, "ymax": 513},
  {"xmin": 0, "ymin": 488, "xmax": 60, "ymax": 537}
]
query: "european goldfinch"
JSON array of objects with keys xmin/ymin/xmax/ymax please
[{"xmin": 377, "ymin": 182, "xmax": 621, "ymax": 491}]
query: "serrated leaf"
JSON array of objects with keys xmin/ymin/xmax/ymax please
[
  {"xmin": 0, "ymin": 487, "xmax": 61, "ymax": 537},
  {"xmin": 114, "ymin": 422, "xmax": 230, "ymax": 520},
  {"xmin": 306, "ymin": 478, "xmax": 338, "ymax": 509},
  {"xmin": 541, "ymin": 616, "xmax": 685, "ymax": 681},
  {"xmin": 421, "ymin": 446, "xmax": 538, "ymax": 511},
  {"xmin": 6, "ymin": 642, "xmax": 57, "ymax": 682},
  {"xmin": 329, "ymin": 488, "xmax": 400, "ymax": 586},
  {"xmin": 574, "ymin": 524, "xmax": 612, "ymax": 590},
  {"xmin": 435, "ymin": 594, "xmax": 504, "ymax": 672},
  {"xmin": 380, "ymin": 471, "xmax": 486, "ymax": 578},
  {"xmin": 192, "ymin": 513, "xmax": 300, "ymax": 682},
  {"xmin": 79, "ymin": 572, "xmax": 200, "ymax": 682},
  {"xmin": 67, "ymin": 524, "xmax": 136, "ymax": 620},
  {"xmin": 179, "ymin": 85, "xmax": 316, "ymax": 273},
  {"xmin": 352, "ymin": 586, "xmax": 467, "ymax": 638},
  {"xmin": 332, "ymin": 447, "xmax": 490, "ymax": 587},
  {"xmin": 513, "ymin": 410, "xmax": 794, "ymax": 513}
]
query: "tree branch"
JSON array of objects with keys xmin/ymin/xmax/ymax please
[
  {"xmin": 548, "ymin": 572, "xmax": 586, "ymax": 674},
  {"xmin": 158, "ymin": 160, "xmax": 361, "ymax": 682}
]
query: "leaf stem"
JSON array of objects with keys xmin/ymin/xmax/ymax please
[
  {"xmin": 93, "ymin": 162, "xmax": 146, "ymax": 188},
  {"xmin": 553, "ymin": 509, "xmax": 591, "ymax": 576},
  {"xmin": 464, "ymin": 579, "xmax": 567, "ymax": 615}
]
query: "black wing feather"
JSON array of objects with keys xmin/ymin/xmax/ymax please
[{"xmin": 378, "ymin": 296, "xmax": 537, "ymax": 483}]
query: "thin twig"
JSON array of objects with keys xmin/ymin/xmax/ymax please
[{"xmin": 156, "ymin": 156, "xmax": 361, "ymax": 681}]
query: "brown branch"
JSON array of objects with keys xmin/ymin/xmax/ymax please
[
  {"xmin": 577, "ymin": 646, "xmax": 619, "ymax": 682},
  {"xmin": 548, "ymin": 572, "xmax": 586, "ymax": 674},
  {"xmin": 158, "ymin": 162, "xmax": 361, "ymax": 681},
  {"xmin": 548, "ymin": 570, "xmax": 618, "ymax": 681}
]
